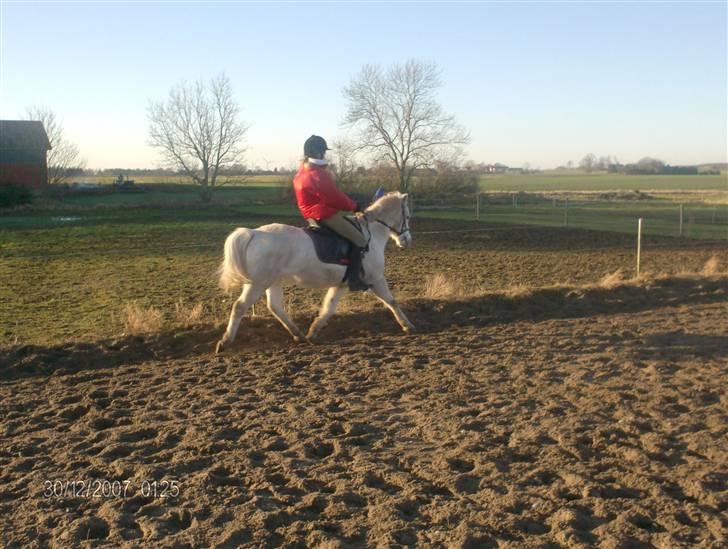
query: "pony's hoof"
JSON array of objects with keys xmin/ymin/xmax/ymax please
[
  {"xmin": 215, "ymin": 340, "xmax": 227, "ymax": 354},
  {"xmin": 403, "ymin": 324, "xmax": 415, "ymax": 333}
]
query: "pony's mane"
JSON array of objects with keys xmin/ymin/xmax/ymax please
[{"xmin": 366, "ymin": 192, "xmax": 403, "ymax": 218}]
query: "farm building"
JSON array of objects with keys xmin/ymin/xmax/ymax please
[
  {"xmin": 484, "ymin": 163, "xmax": 508, "ymax": 174},
  {"xmin": 0, "ymin": 120, "xmax": 51, "ymax": 189}
]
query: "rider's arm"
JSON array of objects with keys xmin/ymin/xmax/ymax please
[{"xmin": 316, "ymin": 170, "xmax": 357, "ymax": 212}]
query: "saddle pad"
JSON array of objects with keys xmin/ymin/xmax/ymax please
[{"xmin": 304, "ymin": 227, "xmax": 351, "ymax": 265}]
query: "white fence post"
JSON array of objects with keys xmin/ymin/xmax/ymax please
[
  {"xmin": 679, "ymin": 204, "xmax": 684, "ymax": 236},
  {"xmin": 636, "ymin": 218, "xmax": 643, "ymax": 277}
]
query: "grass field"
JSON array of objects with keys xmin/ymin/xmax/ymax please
[
  {"xmin": 420, "ymin": 201, "xmax": 728, "ymax": 240},
  {"xmin": 1, "ymin": 187, "xmax": 726, "ymax": 345},
  {"xmin": 73, "ymin": 174, "xmax": 289, "ymax": 186},
  {"xmin": 56, "ymin": 184, "xmax": 286, "ymax": 208},
  {"xmin": 479, "ymin": 173, "xmax": 727, "ymax": 192},
  {"xmin": 73, "ymin": 172, "xmax": 728, "ymax": 193}
]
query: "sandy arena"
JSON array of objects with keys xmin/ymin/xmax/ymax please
[{"xmin": 1, "ymin": 224, "xmax": 727, "ymax": 547}]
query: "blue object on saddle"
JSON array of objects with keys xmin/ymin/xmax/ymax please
[
  {"xmin": 373, "ymin": 187, "xmax": 386, "ymax": 201},
  {"xmin": 304, "ymin": 223, "xmax": 352, "ymax": 265}
]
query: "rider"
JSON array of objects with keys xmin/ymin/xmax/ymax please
[{"xmin": 292, "ymin": 135, "xmax": 369, "ymax": 291}]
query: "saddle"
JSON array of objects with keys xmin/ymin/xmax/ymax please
[{"xmin": 304, "ymin": 221, "xmax": 351, "ymax": 265}]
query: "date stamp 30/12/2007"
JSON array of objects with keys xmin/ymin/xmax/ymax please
[{"xmin": 43, "ymin": 479, "xmax": 180, "ymax": 499}]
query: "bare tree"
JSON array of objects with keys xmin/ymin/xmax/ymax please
[
  {"xmin": 579, "ymin": 153, "xmax": 597, "ymax": 172},
  {"xmin": 637, "ymin": 157, "xmax": 665, "ymax": 173},
  {"xmin": 343, "ymin": 60, "xmax": 470, "ymax": 192},
  {"xmin": 148, "ymin": 74, "xmax": 248, "ymax": 201},
  {"xmin": 24, "ymin": 106, "xmax": 85, "ymax": 185},
  {"xmin": 329, "ymin": 137, "xmax": 361, "ymax": 190}
]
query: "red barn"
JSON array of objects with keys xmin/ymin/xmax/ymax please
[{"xmin": 0, "ymin": 120, "xmax": 52, "ymax": 190}]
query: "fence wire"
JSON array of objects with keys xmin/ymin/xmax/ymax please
[{"xmin": 2, "ymin": 192, "xmax": 726, "ymax": 260}]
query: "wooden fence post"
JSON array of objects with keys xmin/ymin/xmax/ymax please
[{"xmin": 564, "ymin": 198, "xmax": 569, "ymax": 227}]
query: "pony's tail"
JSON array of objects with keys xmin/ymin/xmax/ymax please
[{"xmin": 218, "ymin": 228, "xmax": 255, "ymax": 291}]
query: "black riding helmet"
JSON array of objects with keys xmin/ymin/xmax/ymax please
[{"xmin": 303, "ymin": 135, "xmax": 330, "ymax": 159}]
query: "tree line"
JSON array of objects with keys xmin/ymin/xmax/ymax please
[
  {"xmin": 24, "ymin": 61, "xmax": 716, "ymax": 201},
  {"xmin": 145, "ymin": 61, "xmax": 470, "ymax": 201},
  {"xmin": 576, "ymin": 154, "xmax": 703, "ymax": 175}
]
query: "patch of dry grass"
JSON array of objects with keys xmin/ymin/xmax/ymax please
[
  {"xmin": 423, "ymin": 272, "xmax": 468, "ymax": 299},
  {"xmin": 174, "ymin": 300, "xmax": 205, "ymax": 326},
  {"xmin": 122, "ymin": 302, "xmax": 164, "ymax": 335},
  {"xmin": 701, "ymin": 256, "xmax": 720, "ymax": 276},
  {"xmin": 598, "ymin": 269, "xmax": 625, "ymax": 289}
]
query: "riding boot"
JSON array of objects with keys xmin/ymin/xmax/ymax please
[{"xmin": 346, "ymin": 246, "xmax": 369, "ymax": 291}]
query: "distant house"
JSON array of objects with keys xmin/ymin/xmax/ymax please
[
  {"xmin": 484, "ymin": 163, "xmax": 508, "ymax": 174},
  {"xmin": 0, "ymin": 120, "xmax": 52, "ymax": 189}
]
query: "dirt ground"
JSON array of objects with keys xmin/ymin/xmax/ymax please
[{"xmin": 1, "ymin": 268, "xmax": 727, "ymax": 547}]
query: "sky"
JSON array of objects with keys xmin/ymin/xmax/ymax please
[{"xmin": 0, "ymin": 0, "xmax": 726, "ymax": 170}]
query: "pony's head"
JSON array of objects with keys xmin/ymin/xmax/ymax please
[{"xmin": 366, "ymin": 191, "xmax": 412, "ymax": 249}]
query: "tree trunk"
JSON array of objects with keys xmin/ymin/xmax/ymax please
[{"xmin": 200, "ymin": 184, "xmax": 213, "ymax": 202}]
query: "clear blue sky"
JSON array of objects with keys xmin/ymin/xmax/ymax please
[{"xmin": 1, "ymin": 1, "xmax": 726, "ymax": 170}]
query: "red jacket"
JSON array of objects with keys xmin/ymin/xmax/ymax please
[{"xmin": 292, "ymin": 163, "xmax": 357, "ymax": 221}]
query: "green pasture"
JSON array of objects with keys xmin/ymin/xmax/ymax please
[
  {"xmin": 3, "ymin": 178, "xmax": 726, "ymax": 240},
  {"xmin": 0, "ymin": 204, "xmax": 303, "ymax": 345},
  {"xmin": 478, "ymin": 173, "xmax": 727, "ymax": 192},
  {"xmin": 420, "ymin": 200, "xmax": 728, "ymax": 240},
  {"xmin": 73, "ymin": 172, "xmax": 728, "ymax": 193},
  {"xmin": 30, "ymin": 184, "xmax": 288, "ymax": 210},
  {"xmin": 73, "ymin": 174, "xmax": 289, "ymax": 186}
]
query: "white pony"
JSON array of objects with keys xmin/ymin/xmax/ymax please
[{"xmin": 216, "ymin": 192, "xmax": 414, "ymax": 353}]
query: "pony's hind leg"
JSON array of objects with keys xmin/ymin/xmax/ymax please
[
  {"xmin": 216, "ymin": 282, "xmax": 267, "ymax": 353},
  {"xmin": 266, "ymin": 284, "xmax": 306, "ymax": 343},
  {"xmin": 307, "ymin": 286, "xmax": 346, "ymax": 340}
]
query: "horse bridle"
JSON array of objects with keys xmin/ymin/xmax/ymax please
[{"xmin": 374, "ymin": 200, "xmax": 410, "ymax": 238}]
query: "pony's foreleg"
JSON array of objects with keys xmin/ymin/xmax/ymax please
[
  {"xmin": 216, "ymin": 283, "xmax": 266, "ymax": 353},
  {"xmin": 307, "ymin": 286, "xmax": 345, "ymax": 340},
  {"xmin": 369, "ymin": 278, "xmax": 415, "ymax": 333},
  {"xmin": 266, "ymin": 284, "xmax": 306, "ymax": 343}
]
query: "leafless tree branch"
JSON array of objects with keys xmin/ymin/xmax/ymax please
[
  {"xmin": 24, "ymin": 106, "xmax": 86, "ymax": 185},
  {"xmin": 147, "ymin": 73, "xmax": 248, "ymax": 201},
  {"xmin": 343, "ymin": 60, "xmax": 470, "ymax": 192}
]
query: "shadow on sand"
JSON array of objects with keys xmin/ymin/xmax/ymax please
[{"xmin": 1, "ymin": 274, "xmax": 725, "ymax": 380}]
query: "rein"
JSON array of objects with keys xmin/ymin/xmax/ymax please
[{"xmin": 372, "ymin": 201, "xmax": 410, "ymax": 237}]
